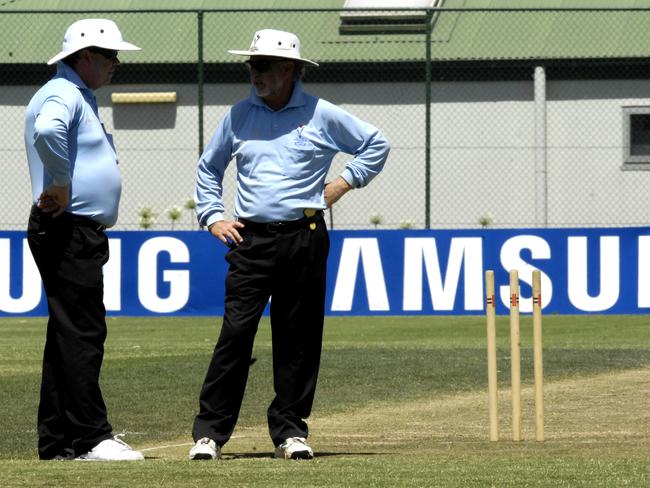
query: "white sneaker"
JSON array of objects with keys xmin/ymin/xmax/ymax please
[
  {"xmin": 189, "ymin": 437, "xmax": 221, "ymax": 460},
  {"xmin": 75, "ymin": 435, "xmax": 144, "ymax": 461},
  {"xmin": 274, "ymin": 437, "xmax": 314, "ymax": 460}
]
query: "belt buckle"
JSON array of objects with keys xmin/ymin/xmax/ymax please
[{"xmin": 266, "ymin": 222, "xmax": 283, "ymax": 233}]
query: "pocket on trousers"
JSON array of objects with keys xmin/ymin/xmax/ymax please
[
  {"xmin": 225, "ymin": 233, "xmax": 248, "ymax": 261},
  {"xmin": 58, "ymin": 226, "xmax": 107, "ymax": 286},
  {"xmin": 71, "ymin": 226, "xmax": 108, "ymax": 262}
]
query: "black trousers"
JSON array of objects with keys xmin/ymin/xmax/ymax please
[
  {"xmin": 27, "ymin": 206, "xmax": 113, "ymax": 459},
  {"xmin": 192, "ymin": 215, "xmax": 330, "ymax": 447}
]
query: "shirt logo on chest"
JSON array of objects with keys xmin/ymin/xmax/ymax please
[{"xmin": 293, "ymin": 124, "xmax": 311, "ymax": 146}]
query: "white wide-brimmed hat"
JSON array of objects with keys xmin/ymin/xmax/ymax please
[
  {"xmin": 47, "ymin": 18, "xmax": 141, "ymax": 65},
  {"xmin": 228, "ymin": 29, "xmax": 318, "ymax": 66}
]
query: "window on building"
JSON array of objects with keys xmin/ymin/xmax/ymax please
[
  {"xmin": 623, "ymin": 107, "xmax": 650, "ymax": 168},
  {"xmin": 340, "ymin": 0, "xmax": 442, "ymax": 34}
]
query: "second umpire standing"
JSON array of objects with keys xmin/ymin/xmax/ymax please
[{"xmin": 189, "ymin": 29, "xmax": 390, "ymax": 460}]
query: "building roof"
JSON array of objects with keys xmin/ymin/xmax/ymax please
[
  {"xmin": 0, "ymin": 0, "xmax": 342, "ymax": 9},
  {"xmin": 2, "ymin": 1, "xmax": 650, "ymax": 64},
  {"xmin": 434, "ymin": 0, "xmax": 650, "ymax": 61}
]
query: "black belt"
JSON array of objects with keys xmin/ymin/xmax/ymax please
[
  {"xmin": 31, "ymin": 205, "xmax": 107, "ymax": 232},
  {"xmin": 238, "ymin": 210, "xmax": 324, "ymax": 234}
]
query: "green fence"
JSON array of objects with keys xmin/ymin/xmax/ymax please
[{"xmin": 3, "ymin": 8, "xmax": 650, "ymax": 230}]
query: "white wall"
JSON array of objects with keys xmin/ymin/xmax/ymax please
[{"xmin": 3, "ymin": 78, "xmax": 649, "ymax": 230}]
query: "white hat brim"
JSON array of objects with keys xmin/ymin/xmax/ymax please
[
  {"xmin": 47, "ymin": 40, "xmax": 141, "ymax": 65},
  {"xmin": 228, "ymin": 49, "xmax": 318, "ymax": 66}
]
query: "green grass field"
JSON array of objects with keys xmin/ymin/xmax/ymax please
[{"xmin": 1, "ymin": 315, "xmax": 649, "ymax": 487}]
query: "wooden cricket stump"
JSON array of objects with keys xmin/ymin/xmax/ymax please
[{"xmin": 485, "ymin": 269, "xmax": 544, "ymax": 442}]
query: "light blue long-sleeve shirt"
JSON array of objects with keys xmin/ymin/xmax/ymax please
[
  {"xmin": 195, "ymin": 81, "xmax": 390, "ymax": 227},
  {"xmin": 25, "ymin": 63, "xmax": 121, "ymax": 227}
]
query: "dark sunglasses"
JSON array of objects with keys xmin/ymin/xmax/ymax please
[
  {"xmin": 87, "ymin": 47, "xmax": 119, "ymax": 61},
  {"xmin": 245, "ymin": 59, "xmax": 285, "ymax": 73}
]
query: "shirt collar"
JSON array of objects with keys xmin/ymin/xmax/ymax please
[
  {"xmin": 249, "ymin": 80, "xmax": 306, "ymax": 112},
  {"xmin": 55, "ymin": 62, "xmax": 92, "ymax": 93}
]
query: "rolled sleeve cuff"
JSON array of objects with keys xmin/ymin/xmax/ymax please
[
  {"xmin": 340, "ymin": 169, "xmax": 357, "ymax": 188},
  {"xmin": 205, "ymin": 212, "xmax": 225, "ymax": 230}
]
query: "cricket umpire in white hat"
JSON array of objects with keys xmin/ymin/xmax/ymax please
[
  {"xmin": 189, "ymin": 29, "xmax": 390, "ymax": 460},
  {"xmin": 25, "ymin": 19, "xmax": 143, "ymax": 461}
]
